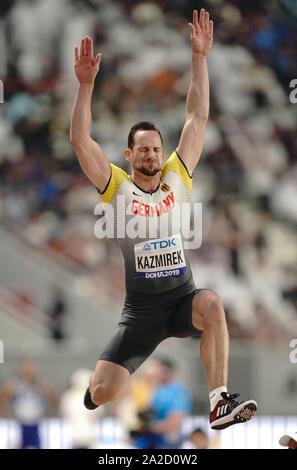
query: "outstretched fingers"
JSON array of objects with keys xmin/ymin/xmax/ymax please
[
  {"xmin": 192, "ymin": 8, "xmax": 212, "ymax": 34},
  {"xmin": 76, "ymin": 35, "xmax": 101, "ymax": 67},
  {"xmin": 204, "ymin": 11, "xmax": 209, "ymax": 30},
  {"xmin": 90, "ymin": 37, "xmax": 94, "ymax": 58},
  {"xmin": 199, "ymin": 8, "xmax": 205, "ymax": 29},
  {"xmin": 85, "ymin": 36, "xmax": 93, "ymax": 58},
  {"xmin": 188, "ymin": 22, "xmax": 195, "ymax": 38},
  {"xmin": 209, "ymin": 20, "xmax": 213, "ymax": 35},
  {"xmin": 193, "ymin": 9, "xmax": 199, "ymax": 30},
  {"xmin": 80, "ymin": 37, "xmax": 85, "ymax": 57},
  {"xmin": 85, "ymin": 37, "xmax": 89, "ymax": 56},
  {"xmin": 79, "ymin": 36, "xmax": 92, "ymax": 58},
  {"xmin": 95, "ymin": 53, "xmax": 102, "ymax": 67}
]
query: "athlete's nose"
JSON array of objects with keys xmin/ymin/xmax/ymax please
[{"xmin": 144, "ymin": 152, "xmax": 155, "ymax": 161}]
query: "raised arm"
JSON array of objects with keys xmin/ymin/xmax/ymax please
[
  {"xmin": 176, "ymin": 9, "xmax": 213, "ymax": 176},
  {"xmin": 70, "ymin": 36, "xmax": 111, "ymax": 192}
]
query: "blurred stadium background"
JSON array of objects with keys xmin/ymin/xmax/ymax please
[{"xmin": 0, "ymin": 0, "xmax": 296, "ymax": 449}]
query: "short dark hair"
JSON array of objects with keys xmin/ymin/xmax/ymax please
[
  {"xmin": 190, "ymin": 428, "xmax": 207, "ymax": 437},
  {"xmin": 128, "ymin": 121, "xmax": 163, "ymax": 149}
]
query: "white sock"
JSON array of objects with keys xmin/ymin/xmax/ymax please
[{"xmin": 209, "ymin": 386, "xmax": 228, "ymax": 411}]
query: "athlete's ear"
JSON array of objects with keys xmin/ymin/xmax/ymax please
[{"xmin": 124, "ymin": 148, "xmax": 132, "ymax": 162}]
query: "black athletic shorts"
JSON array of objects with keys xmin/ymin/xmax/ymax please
[{"xmin": 99, "ymin": 287, "xmax": 207, "ymax": 375}]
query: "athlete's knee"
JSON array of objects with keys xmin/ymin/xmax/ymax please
[
  {"xmin": 193, "ymin": 290, "xmax": 226, "ymax": 329},
  {"xmin": 90, "ymin": 382, "xmax": 118, "ymax": 406}
]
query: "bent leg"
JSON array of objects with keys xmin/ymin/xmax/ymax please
[
  {"xmin": 89, "ymin": 360, "xmax": 131, "ymax": 406},
  {"xmin": 191, "ymin": 290, "xmax": 229, "ymax": 391},
  {"xmin": 88, "ymin": 301, "xmax": 170, "ymax": 408}
]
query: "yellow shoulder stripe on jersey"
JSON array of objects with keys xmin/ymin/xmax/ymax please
[
  {"xmin": 161, "ymin": 150, "xmax": 192, "ymax": 191},
  {"xmin": 99, "ymin": 163, "xmax": 129, "ymax": 204}
]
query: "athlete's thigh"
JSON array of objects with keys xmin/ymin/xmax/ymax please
[
  {"xmin": 168, "ymin": 288, "xmax": 215, "ymax": 338},
  {"xmin": 98, "ymin": 314, "xmax": 167, "ymax": 375}
]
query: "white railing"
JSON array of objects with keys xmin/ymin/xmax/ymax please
[{"xmin": 0, "ymin": 415, "xmax": 296, "ymax": 449}]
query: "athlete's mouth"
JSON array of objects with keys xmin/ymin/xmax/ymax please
[{"xmin": 142, "ymin": 159, "xmax": 158, "ymax": 165}]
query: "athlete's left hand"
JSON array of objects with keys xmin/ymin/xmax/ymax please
[{"xmin": 188, "ymin": 9, "xmax": 213, "ymax": 56}]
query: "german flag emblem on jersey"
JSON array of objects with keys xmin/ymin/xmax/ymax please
[{"xmin": 160, "ymin": 183, "xmax": 170, "ymax": 192}]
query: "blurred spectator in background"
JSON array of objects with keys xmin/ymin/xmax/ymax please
[
  {"xmin": 46, "ymin": 287, "xmax": 68, "ymax": 341},
  {"xmin": 129, "ymin": 358, "xmax": 163, "ymax": 421},
  {"xmin": 112, "ymin": 358, "xmax": 162, "ymax": 446},
  {"xmin": 181, "ymin": 427, "xmax": 209, "ymax": 449},
  {"xmin": 148, "ymin": 358, "xmax": 192, "ymax": 449},
  {"xmin": 59, "ymin": 368, "xmax": 103, "ymax": 449},
  {"xmin": 0, "ymin": 358, "xmax": 57, "ymax": 449},
  {"xmin": 279, "ymin": 431, "xmax": 297, "ymax": 450},
  {"xmin": 130, "ymin": 358, "xmax": 192, "ymax": 449},
  {"xmin": 113, "ymin": 357, "xmax": 191, "ymax": 449}
]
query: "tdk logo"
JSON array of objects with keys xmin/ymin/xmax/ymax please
[
  {"xmin": 149, "ymin": 238, "xmax": 176, "ymax": 250},
  {"xmin": 143, "ymin": 243, "xmax": 151, "ymax": 251}
]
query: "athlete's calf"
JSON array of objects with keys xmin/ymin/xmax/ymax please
[{"xmin": 191, "ymin": 289, "xmax": 229, "ymax": 392}]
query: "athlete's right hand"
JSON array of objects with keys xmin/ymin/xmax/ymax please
[{"xmin": 74, "ymin": 36, "xmax": 102, "ymax": 85}]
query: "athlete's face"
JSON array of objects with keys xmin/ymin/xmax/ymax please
[{"xmin": 125, "ymin": 130, "xmax": 164, "ymax": 177}]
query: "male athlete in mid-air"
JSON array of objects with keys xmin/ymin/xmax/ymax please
[{"xmin": 70, "ymin": 9, "xmax": 257, "ymax": 430}]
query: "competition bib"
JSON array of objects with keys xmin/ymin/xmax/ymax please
[{"xmin": 134, "ymin": 234, "xmax": 186, "ymax": 279}]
